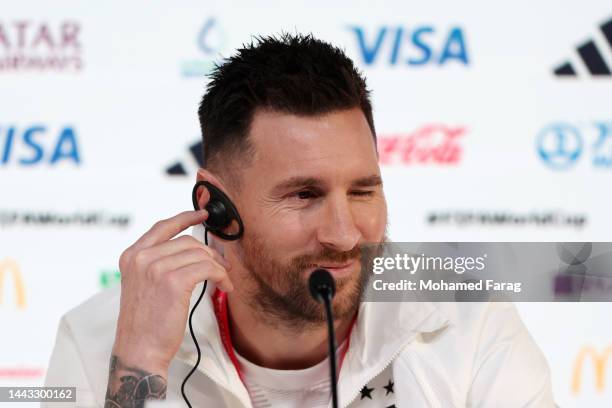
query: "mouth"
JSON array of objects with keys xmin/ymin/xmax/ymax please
[{"xmin": 310, "ymin": 259, "xmax": 358, "ymax": 279}]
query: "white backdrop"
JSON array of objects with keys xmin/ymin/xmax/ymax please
[{"xmin": 1, "ymin": 1, "xmax": 611, "ymax": 406}]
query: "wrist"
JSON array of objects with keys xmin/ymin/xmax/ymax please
[{"xmin": 111, "ymin": 340, "xmax": 170, "ymax": 376}]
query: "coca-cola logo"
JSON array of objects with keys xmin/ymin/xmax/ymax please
[
  {"xmin": 0, "ymin": 20, "xmax": 83, "ymax": 72},
  {"xmin": 377, "ymin": 124, "xmax": 466, "ymax": 165}
]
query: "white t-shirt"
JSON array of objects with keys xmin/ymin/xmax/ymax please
[{"xmin": 234, "ymin": 340, "xmax": 348, "ymax": 408}]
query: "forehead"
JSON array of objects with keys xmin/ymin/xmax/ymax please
[{"xmin": 246, "ymin": 108, "xmax": 378, "ymax": 185}]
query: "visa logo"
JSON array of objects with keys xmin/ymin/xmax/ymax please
[
  {"xmin": 348, "ymin": 25, "xmax": 469, "ymax": 66},
  {"xmin": 1, "ymin": 125, "xmax": 81, "ymax": 166}
]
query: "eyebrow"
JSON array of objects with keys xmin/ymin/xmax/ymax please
[{"xmin": 271, "ymin": 174, "xmax": 383, "ymax": 194}]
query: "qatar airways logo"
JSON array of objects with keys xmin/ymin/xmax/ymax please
[
  {"xmin": 377, "ymin": 124, "xmax": 466, "ymax": 166},
  {"xmin": 0, "ymin": 20, "xmax": 83, "ymax": 72}
]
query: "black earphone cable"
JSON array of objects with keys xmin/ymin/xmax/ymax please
[{"xmin": 181, "ymin": 228, "xmax": 209, "ymax": 408}]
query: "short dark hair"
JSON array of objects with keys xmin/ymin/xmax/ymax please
[{"xmin": 198, "ymin": 33, "xmax": 375, "ymax": 185}]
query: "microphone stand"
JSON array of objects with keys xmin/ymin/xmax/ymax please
[{"xmin": 309, "ymin": 269, "xmax": 339, "ymax": 408}]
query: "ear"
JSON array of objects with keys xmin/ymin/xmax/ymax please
[
  {"xmin": 194, "ymin": 169, "xmax": 245, "ymax": 241},
  {"xmin": 195, "ymin": 168, "xmax": 227, "ymax": 210}
]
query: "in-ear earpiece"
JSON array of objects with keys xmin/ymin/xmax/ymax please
[
  {"xmin": 192, "ymin": 180, "xmax": 244, "ymax": 240},
  {"xmin": 205, "ymin": 200, "xmax": 230, "ymax": 229}
]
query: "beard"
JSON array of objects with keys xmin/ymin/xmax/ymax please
[{"xmin": 236, "ymin": 231, "xmax": 386, "ymax": 329}]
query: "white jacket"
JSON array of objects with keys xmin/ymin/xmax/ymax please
[{"xmin": 44, "ymin": 279, "xmax": 554, "ymax": 408}]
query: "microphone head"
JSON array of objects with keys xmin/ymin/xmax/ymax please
[{"xmin": 308, "ymin": 268, "xmax": 336, "ymax": 303}]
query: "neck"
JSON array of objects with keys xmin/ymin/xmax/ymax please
[{"xmin": 227, "ymin": 292, "xmax": 355, "ymax": 370}]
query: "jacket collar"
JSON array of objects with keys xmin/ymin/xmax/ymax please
[
  {"xmin": 175, "ymin": 279, "xmax": 251, "ymax": 406},
  {"xmin": 336, "ymin": 296, "xmax": 450, "ymax": 406}
]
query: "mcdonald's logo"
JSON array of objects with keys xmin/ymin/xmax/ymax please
[
  {"xmin": 572, "ymin": 345, "xmax": 612, "ymax": 394},
  {"xmin": 0, "ymin": 258, "xmax": 26, "ymax": 309}
]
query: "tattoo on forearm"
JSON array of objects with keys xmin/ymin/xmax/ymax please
[{"xmin": 104, "ymin": 355, "xmax": 167, "ymax": 408}]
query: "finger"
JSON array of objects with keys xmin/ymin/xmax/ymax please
[
  {"xmin": 141, "ymin": 235, "xmax": 212, "ymax": 261},
  {"xmin": 148, "ymin": 248, "xmax": 228, "ymax": 281},
  {"xmin": 133, "ymin": 210, "xmax": 209, "ymax": 251},
  {"xmin": 172, "ymin": 261, "xmax": 234, "ymax": 292},
  {"xmin": 139, "ymin": 235, "xmax": 230, "ymax": 269}
]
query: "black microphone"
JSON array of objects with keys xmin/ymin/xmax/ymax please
[{"xmin": 308, "ymin": 269, "xmax": 339, "ymax": 408}]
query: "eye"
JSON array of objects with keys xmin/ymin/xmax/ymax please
[
  {"xmin": 296, "ymin": 189, "xmax": 319, "ymax": 200},
  {"xmin": 351, "ymin": 190, "xmax": 374, "ymax": 197}
]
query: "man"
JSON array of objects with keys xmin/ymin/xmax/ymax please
[{"xmin": 45, "ymin": 34, "xmax": 554, "ymax": 407}]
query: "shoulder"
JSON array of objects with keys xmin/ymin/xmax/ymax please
[
  {"xmin": 395, "ymin": 302, "xmax": 552, "ymax": 406},
  {"xmin": 56, "ymin": 286, "xmax": 121, "ymax": 397},
  {"xmin": 62, "ymin": 285, "xmax": 121, "ymax": 341},
  {"xmin": 411, "ymin": 301, "xmax": 540, "ymax": 363},
  {"xmin": 393, "ymin": 301, "xmax": 528, "ymax": 344}
]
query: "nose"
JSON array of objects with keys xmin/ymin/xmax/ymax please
[{"xmin": 316, "ymin": 192, "xmax": 361, "ymax": 253}]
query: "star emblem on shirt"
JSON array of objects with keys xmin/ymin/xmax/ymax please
[
  {"xmin": 383, "ymin": 379, "xmax": 394, "ymax": 395},
  {"xmin": 360, "ymin": 384, "xmax": 374, "ymax": 400}
]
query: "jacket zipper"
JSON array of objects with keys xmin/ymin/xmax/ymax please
[{"xmin": 338, "ymin": 333, "xmax": 419, "ymax": 408}]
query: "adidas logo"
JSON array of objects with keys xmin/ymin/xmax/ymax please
[
  {"xmin": 166, "ymin": 140, "xmax": 203, "ymax": 176},
  {"xmin": 553, "ymin": 17, "xmax": 612, "ymax": 77}
]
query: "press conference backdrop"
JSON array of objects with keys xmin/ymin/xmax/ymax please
[{"xmin": 1, "ymin": 0, "xmax": 611, "ymax": 406}]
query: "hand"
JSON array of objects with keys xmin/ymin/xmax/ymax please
[{"xmin": 112, "ymin": 210, "xmax": 233, "ymax": 375}]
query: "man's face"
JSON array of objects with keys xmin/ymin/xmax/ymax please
[{"xmin": 228, "ymin": 107, "xmax": 387, "ymax": 327}]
